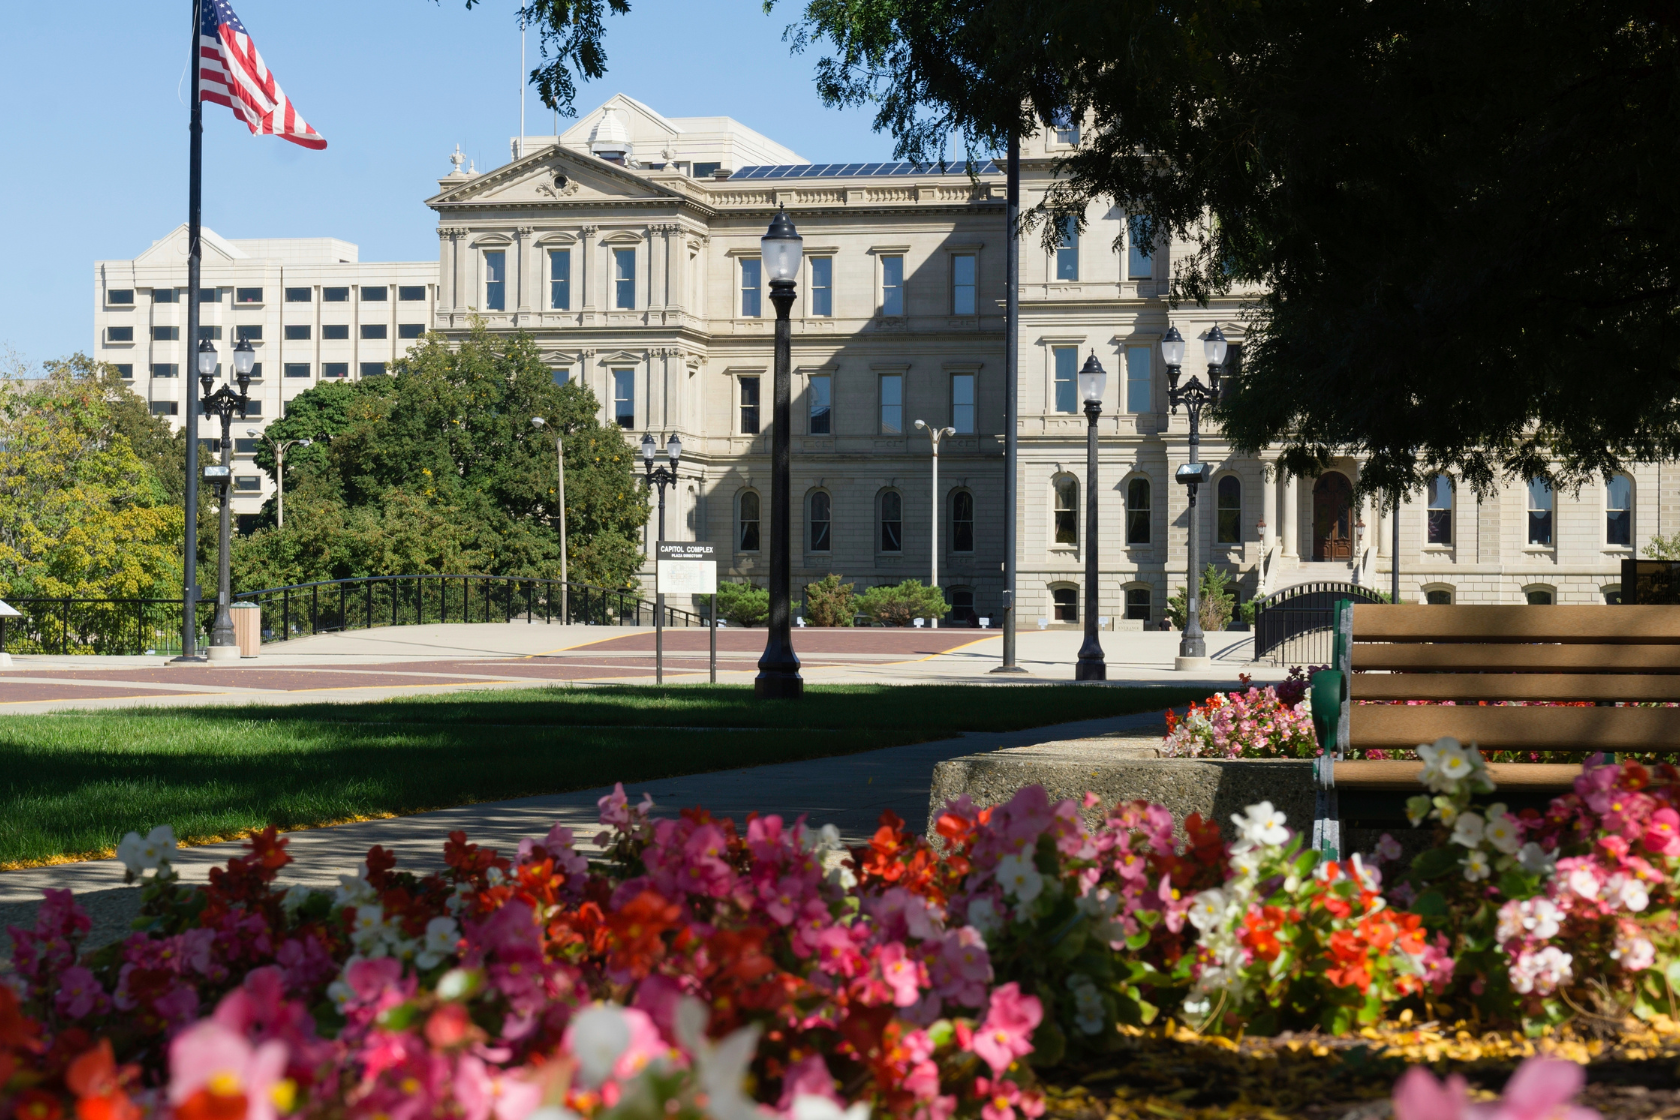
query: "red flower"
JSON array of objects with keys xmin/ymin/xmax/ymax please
[{"xmin": 605, "ymin": 890, "xmax": 682, "ymax": 978}]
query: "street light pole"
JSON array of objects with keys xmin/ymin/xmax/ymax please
[
  {"xmin": 531, "ymin": 417, "xmax": 567, "ymax": 623},
  {"xmin": 248, "ymin": 428, "xmax": 317, "ymax": 530},
  {"xmin": 199, "ymin": 338, "xmax": 253, "ymax": 660},
  {"xmin": 913, "ymin": 419, "xmax": 956, "ymax": 627},
  {"xmin": 642, "ymin": 431, "xmax": 681, "ymax": 684},
  {"xmin": 1391, "ymin": 487, "xmax": 1402, "ymax": 603},
  {"xmin": 1075, "ymin": 354, "xmax": 1108, "ymax": 680},
  {"xmin": 994, "ymin": 133, "xmax": 1026, "ymax": 673},
  {"xmin": 755, "ymin": 207, "xmax": 803, "ymax": 700},
  {"xmin": 1164, "ymin": 325, "xmax": 1226, "ymax": 671}
]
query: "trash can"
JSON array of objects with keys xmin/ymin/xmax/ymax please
[{"xmin": 231, "ymin": 602, "xmax": 262, "ymax": 658}]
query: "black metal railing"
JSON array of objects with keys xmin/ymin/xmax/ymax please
[
  {"xmin": 234, "ymin": 574, "xmax": 697, "ymax": 642},
  {"xmin": 0, "ymin": 597, "xmax": 211, "ymax": 657},
  {"xmin": 1253, "ymin": 581, "xmax": 1389, "ymax": 665}
]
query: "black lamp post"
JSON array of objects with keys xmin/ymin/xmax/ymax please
[
  {"xmin": 199, "ymin": 337, "xmax": 253, "ymax": 658},
  {"xmin": 1075, "ymin": 353, "xmax": 1108, "ymax": 681},
  {"xmin": 756, "ymin": 207, "xmax": 803, "ymax": 699},
  {"xmin": 642, "ymin": 430, "xmax": 681, "ymax": 685},
  {"xmin": 1164, "ymin": 324, "xmax": 1227, "ymax": 667}
]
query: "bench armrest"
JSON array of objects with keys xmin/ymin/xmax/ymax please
[{"xmin": 1311, "ymin": 668, "xmax": 1344, "ymax": 759}]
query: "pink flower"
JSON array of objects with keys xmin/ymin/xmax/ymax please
[
  {"xmin": 598, "ymin": 783, "xmax": 631, "ymax": 828},
  {"xmin": 1393, "ymin": 1065, "xmax": 1472, "ymax": 1120},
  {"xmin": 1477, "ymin": 1057, "xmax": 1599, "ymax": 1120},
  {"xmin": 456, "ymin": 1055, "xmax": 544, "ymax": 1120},
  {"xmin": 970, "ymin": 982, "xmax": 1042, "ymax": 1077},
  {"xmin": 778, "ymin": 1054, "xmax": 839, "ymax": 1110},
  {"xmin": 678, "ymin": 824, "xmax": 736, "ymax": 897},
  {"xmin": 876, "ymin": 942, "xmax": 927, "ymax": 1008},
  {"xmin": 54, "ymin": 966, "xmax": 110, "ymax": 1020},
  {"xmin": 169, "ymin": 1019, "xmax": 290, "ymax": 1120},
  {"xmin": 1645, "ymin": 807, "xmax": 1680, "ymax": 857},
  {"xmin": 976, "ymin": 1077, "xmax": 1020, "ymax": 1120}
]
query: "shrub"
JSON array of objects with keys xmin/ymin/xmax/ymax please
[
  {"xmin": 802, "ymin": 572, "xmax": 856, "ymax": 626},
  {"xmin": 1166, "ymin": 564, "xmax": 1236, "ymax": 631},
  {"xmin": 856, "ymin": 579, "xmax": 949, "ymax": 626},
  {"xmin": 698, "ymin": 580, "xmax": 768, "ymax": 627}
]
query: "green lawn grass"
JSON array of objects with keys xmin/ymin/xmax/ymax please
[{"xmin": 0, "ymin": 683, "xmax": 1206, "ymax": 867}]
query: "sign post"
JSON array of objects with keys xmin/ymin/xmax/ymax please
[{"xmin": 656, "ymin": 543, "xmax": 717, "ymax": 684}]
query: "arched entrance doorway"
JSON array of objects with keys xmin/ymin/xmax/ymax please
[{"xmin": 1313, "ymin": 473, "xmax": 1353, "ymax": 560}]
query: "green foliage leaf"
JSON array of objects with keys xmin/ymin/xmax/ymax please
[{"xmin": 1410, "ymin": 846, "xmax": 1461, "ymax": 881}]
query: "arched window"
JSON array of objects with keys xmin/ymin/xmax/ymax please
[
  {"xmin": 1217, "ymin": 475, "xmax": 1242, "ymax": 543},
  {"xmin": 1427, "ymin": 474, "xmax": 1453, "ymax": 545},
  {"xmin": 950, "ymin": 588, "xmax": 976, "ymax": 624},
  {"xmin": 1051, "ymin": 585, "xmax": 1078, "ymax": 621},
  {"xmin": 1124, "ymin": 585, "xmax": 1152, "ymax": 622},
  {"xmin": 1053, "ymin": 476, "xmax": 1078, "ymax": 546},
  {"xmin": 1527, "ymin": 478, "xmax": 1554, "ymax": 546},
  {"xmin": 809, "ymin": 492, "xmax": 831, "ymax": 552},
  {"xmin": 951, "ymin": 491, "xmax": 974, "ymax": 552},
  {"xmin": 1607, "ymin": 474, "xmax": 1632, "ymax": 546},
  {"xmin": 1604, "ymin": 585, "xmax": 1624, "ymax": 605},
  {"xmin": 879, "ymin": 491, "xmax": 903, "ymax": 552},
  {"xmin": 1126, "ymin": 478, "xmax": 1151, "ymax": 545},
  {"xmin": 1425, "ymin": 587, "xmax": 1454, "ymax": 605},
  {"xmin": 738, "ymin": 491, "xmax": 760, "ymax": 552},
  {"xmin": 1525, "ymin": 586, "xmax": 1555, "ymax": 605}
]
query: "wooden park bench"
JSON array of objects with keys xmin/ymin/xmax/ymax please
[{"xmin": 1308, "ymin": 604, "xmax": 1680, "ymax": 857}]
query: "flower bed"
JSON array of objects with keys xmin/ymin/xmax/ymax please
[{"xmin": 6, "ymin": 738, "xmax": 1659, "ymax": 1120}]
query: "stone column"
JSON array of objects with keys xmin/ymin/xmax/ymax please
[
  {"xmin": 1281, "ymin": 472, "xmax": 1298, "ymax": 558},
  {"xmin": 451, "ymin": 229, "xmax": 469, "ymax": 314},
  {"xmin": 579, "ymin": 226, "xmax": 598, "ymax": 312},
  {"xmin": 1260, "ymin": 459, "xmax": 1277, "ymax": 552},
  {"xmin": 668, "ymin": 229, "xmax": 687, "ymax": 318},
  {"xmin": 516, "ymin": 226, "xmax": 535, "ymax": 315},
  {"xmin": 648, "ymin": 226, "xmax": 668, "ymax": 313}
]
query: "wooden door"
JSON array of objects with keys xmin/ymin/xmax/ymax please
[{"xmin": 1313, "ymin": 473, "xmax": 1353, "ymax": 560}]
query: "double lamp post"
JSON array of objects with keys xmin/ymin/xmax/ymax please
[{"xmin": 194, "ymin": 337, "xmax": 254, "ymax": 660}]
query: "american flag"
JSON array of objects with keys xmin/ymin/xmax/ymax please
[{"xmin": 199, "ymin": 0, "xmax": 326, "ymax": 150}]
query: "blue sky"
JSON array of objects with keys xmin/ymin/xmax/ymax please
[{"xmin": 0, "ymin": 0, "xmax": 903, "ymax": 365}]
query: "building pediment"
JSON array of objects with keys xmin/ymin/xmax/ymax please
[
  {"xmin": 133, "ymin": 224, "xmax": 248, "ymax": 266},
  {"xmin": 426, "ymin": 145, "xmax": 686, "ymax": 209}
]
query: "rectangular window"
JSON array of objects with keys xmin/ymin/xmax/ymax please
[
  {"xmin": 1052, "ymin": 109, "xmax": 1080, "ymax": 146},
  {"xmin": 113, "ymin": 364, "xmax": 133, "ymax": 380},
  {"xmin": 613, "ymin": 369, "xmax": 635, "ymax": 428},
  {"xmin": 151, "ymin": 363, "xmax": 178, "ymax": 378},
  {"xmin": 247, "ymin": 363, "xmax": 263, "ymax": 380},
  {"xmin": 361, "ymin": 286, "xmax": 387, "ymax": 302},
  {"xmin": 153, "ymin": 287, "xmax": 178, "ymax": 303},
  {"xmin": 549, "ymin": 250, "xmax": 571, "ymax": 310},
  {"xmin": 484, "ymin": 251, "xmax": 506, "ymax": 311},
  {"xmin": 361, "ymin": 324, "xmax": 387, "ymax": 340},
  {"xmin": 322, "ymin": 324, "xmax": 349, "ymax": 340},
  {"xmin": 284, "ymin": 363, "xmax": 310, "ymax": 378},
  {"xmin": 1125, "ymin": 588, "xmax": 1151, "ymax": 622},
  {"xmin": 397, "ymin": 323, "xmax": 425, "ymax": 339},
  {"xmin": 107, "ymin": 289, "xmax": 134, "ymax": 305},
  {"xmin": 150, "ymin": 401, "xmax": 178, "ymax": 416},
  {"xmin": 740, "ymin": 258, "xmax": 762, "ymax": 318},
  {"xmin": 105, "ymin": 326, "xmax": 134, "ymax": 343},
  {"xmin": 810, "ymin": 257, "xmax": 833, "ymax": 316},
  {"xmin": 809, "ymin": 374, "xmax": 832, "ymax": 435},
  {"xmin": 398, "ymin": 285, "xmax": 427, "ymax": 301},
  {"xmin": 1053, "ymin": 347, "xmax": 1078, "ymax": 413},
  {"xmin": 881, "ymin": 255, "xmax": 904, "ymax": 316},
  {"xmin": 552, "ymin": 368, "xmax": 571, "ymax": 386},
  {"xmin": 1125, "ymin": 346, "xmax": 1151, "ymax": 413},
  {"xmin": 235, "ymin": 287, "xmax": 263, "ymax": 304},
  {"xmin": 197, "ymin": 325, "xmax": 221, "ymax": 341},
  {"xmin": 880, "ymin": 374, "xmax": 903, "ymax": 434},
  {"xmin": 359, "ymin": 363, "xmax": 385, "ymax": 378},
  {"xmin": 1127, "ymin": 215, "xmax": 1153, "ymax": 279},
  {"xmin": 234, "ymin": 476, "xmax": 262, "ymax": 492},
  {"xmin": 951, "ymin": 254, "xmax": 977, "ymax": 315},
  {"xmin": 1528, "ymin": 479, "xmax": 1554, "ymax": 546},
  {"xmin": 199, "ymin": 287, "xmax": 219, "ymax": 304},
  {"xmin": 323, "ymin": 362, "xmax": 348, "ymax": 379},
  {"xmin": 1056, "ymin": 218, "xmax": 1079, "ymax": 281},
  {"xmin": 323, "ymin": 287, "xmax": 349, "ymax": 302},
  {"xmin": 236, "ymin": 324, "xmax": 262, "ymax": 342},
  {"xmin": 951, "ymin": 373, "xmax": 976, "ymax": 434},
  {"xmin": 614, "ymin": 248, "xmax": 636, "ymax": 309},
  {"xmin": 693, "ymin": 162, "xmax": 722, "ymax": 178},
  {"xmin": 243, "ymin": 400, "xmax": 263, "ymax": 416},
  {"xmin": 285, "ymin": 287, "xmax": 312, "ymax": 303},
  {"xmin": 284, "ymin": 324, "xmax": 310, "ymax": 341},
  {"xmin": 152, "ymin": 325, "xmax": 180, "ymax": 341},
  {"xmin": 234, "ymin": 439, "xmax": 260, "ymax": 456},
  {"xmin": 739, "ymin": 376, "xmax": 761, "ymax": 434}
]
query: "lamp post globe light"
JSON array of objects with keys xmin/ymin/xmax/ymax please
[
  {"xmin": 642, "ymin": 430, "xmax": 682, "ymax": 684},
  {"xmin": 199, "ymin": 338, "xmax": 253, "ymax": 660},
  {"xmin": 530, "ymin": 417, "xmax": 568, "ymax": 623},
  {"xmin": 912, "ymin": 420, "xmax": 957, "ymax": 627},
  {"xmin": 756, "ymin": 207, "xmax": 803, "ymax": 699},
  {"xmin": 1163, "ymin": 324, "xmax": 1227, "ymax": 671},
  {"xmin": 1075, "ymin": 353, "xmax": 1108, "ymax": 681}
]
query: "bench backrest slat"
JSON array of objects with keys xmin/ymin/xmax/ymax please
[
  {"xmin": 1353, "ymin": 644, "xmax": 1680, "ymax": 672},
  {"xmin": 1350, "ymin": 603, "xmax": 1680, "ymax": 643},
  {"xmin": 1352, "ymin": 673, "xmax": 1680, "ymax": 702},
  {"xmin": 1350, "ymin": 704, "xmax": 1680, "ymax": 751}
]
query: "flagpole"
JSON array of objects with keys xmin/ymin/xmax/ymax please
[{"xmin": 175, "ymin": 0, "xmax": 207, "ymax": 663}]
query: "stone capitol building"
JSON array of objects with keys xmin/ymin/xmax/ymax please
[{"xmin": 97, "ymin": 94, "xmax": 1680, "ymax": 628}]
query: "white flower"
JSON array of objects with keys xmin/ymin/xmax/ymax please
[
  {"xmin": 1434, "ymin": 796, "xmax": 1461, "ymax": 827},
  {"xmin": 116, "ymin": 825, "xmax": 176, "ymax": 876},
  {"xmin": 416, "ymin": 916, "xmax": 460, "ymax": 970},
  {"xmin": 568, "ymin": 1004, "xmax": 632, "ymax": 1088},
  {"xmin": 694, "ymin": 1024, "xmax": 763, "ymax": 1120},
  {"xmin": 1517, "ymin": 898, "xmax": 1562, "ymax": 941},
  {"xmin": 1181, "ymin": 997, "xmax": 1211, "ymax": 1017},
  {"xmin": 1349, "ymin": 853, "xmax": 1382, "ymax": 893},
  {"xmin": 280, "ymin": 886, "xmax": 314, "ymax": 915},
  {"xmin": 1483, "ymin": 812, "xmax": 1522, "ymax": 855},
  {"xmin": 1510, "ymin": 947, "xmax": 1573, "ymax": 995},
  {"xmin": 1067, "ymin": 976, "xmax": 1106, "ymax": 1036},
  {"xmin": 1517, "ymin": 842, "xmax": 1556, "ymax": 875},
  {"xmin": 1233, "ymin": 802, "xmax": 1290, "ymax": 848},
  {"xmin": 965, "ymin": 897, "xmax": 1002, "ymax": 936},
  {"xmin": 1461, "ymin": 849, "xmax": 1491, "ymax": 882},
  {"xmin": 1568, "ymin": 866, "xmax": 1600, "ymax": 899},
  {"xmin": 792, "ymin": 1096, "xmax": 870, "ymax": 1120},
  {"xmin": 1405, "ymin": 796, "xmax": 1433, "ymax": 827},
  {"xmin": 525, "ymin": 1109, "xmax": 582, "ymax": 1120},
  {"xmin": 1187, "ymin": 888, "xmax": 1228, "ymax": 932},
  {"xmin": 1450, "ymin": 812, "xmax": 1486, "ymax": 848},
  {"xmin": 1614, "ymin": 877, "xmax": 1650, "ymax": 913},
  {"xmin": 334, "ymin": 873, "xmax": 377, "ymax": 909},
  {"xmin": 994, "ymin": 853, "xmax": 1044, "ymax": 903},
  {"xmin": 1611, "ymin": 935, "xmax": 1656, "ymax": 972}
]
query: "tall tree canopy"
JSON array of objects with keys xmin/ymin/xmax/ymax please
[
  {"xmin": 781, "ymin": 0, "xmax": 1680, "ymax": 493},
  {"xmin": 232, "ymin": 328, "xmax": 648, "ymax": 591}
]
